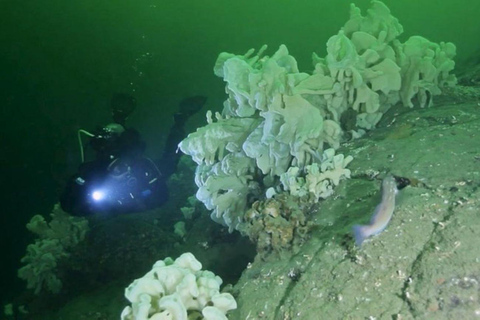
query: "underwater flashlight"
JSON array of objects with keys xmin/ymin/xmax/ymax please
[{"xmin": 92, "ymin": 190, "xmax": 106, "ymax": 201}]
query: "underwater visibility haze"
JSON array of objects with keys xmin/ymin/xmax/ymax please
[{"xmin": 1, "ymin": 0, "xmax": 480, "ymax": 319}]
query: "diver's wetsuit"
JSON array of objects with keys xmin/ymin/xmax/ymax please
[{"xmin": 60, "ymin": 95, "xmax": 206, "ymax": 216}]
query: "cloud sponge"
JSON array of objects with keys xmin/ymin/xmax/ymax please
[{"xmin": 121, "ymin": 253, "xmax": 237, "ymax": 320}]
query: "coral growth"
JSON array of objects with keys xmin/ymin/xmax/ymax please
[
  {"xmin": 121, "ymin": 253, "xmax": 236, "ymax": 320},
  {"xmin": 241, "ymin": 194, "xmax": 314, "ymax": 258},
  {"xmin": 17, "ymin": 204, "xmax": 89, "ymax": 294},
  {"xmin": 179, "ymin": 0, "xmax": 456, "ymax": 255}
]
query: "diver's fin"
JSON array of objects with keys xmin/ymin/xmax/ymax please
[
  {"xmin": 174, "ymin": 95, "xmax": 207, "ymax": 124},
  {"xmin": 180, "ymin": 95, "xmax": 207, "ymax": 114}
]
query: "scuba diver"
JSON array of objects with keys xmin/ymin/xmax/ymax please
[{"xmin": 60, "ymin": 93, "xmax": 206, "ymax": 216}]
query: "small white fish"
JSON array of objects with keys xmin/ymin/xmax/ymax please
[{"xmin": 353, "ymin": 175, "xmax": 398, "ymax": 246}]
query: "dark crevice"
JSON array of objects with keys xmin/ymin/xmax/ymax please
[
  {"xmin": 397, "ymin": 189, "xmax": 460, "ymax": 316},
  {"xmin": 273, "ymin": 240, "xmax": 328, "ymax": 319},
  {"xmin": 273, "ymin": 278, "xmax": 297, "ymax": 318}
]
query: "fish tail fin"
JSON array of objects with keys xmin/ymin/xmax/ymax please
[{"xmin": 352, "ymin": 224, "xmax": 369, "ymax": 247}]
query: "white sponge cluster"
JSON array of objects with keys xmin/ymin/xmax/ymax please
[
  {"xmin": 121, "ymin": 253, "xmax": 237, "ymax": 320},
  {"xmin": 280, "ymin": 148, "xmax": 353, "ymax": 201},
  {"xmin": 18, "ymin": 204, "xmax": 89, "ymax": 294},
  {"xmin": 178, "ymin": 1, "xmax": 456, "ymax": 233}
]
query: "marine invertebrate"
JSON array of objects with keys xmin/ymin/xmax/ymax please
[
  {"xmin": 121, "ymin": 253, "xmax": 236, "ymax": 320},
  {"xmin": 17, "ymin": 204, "xmax": 89, "ymax": 294},
  {"xmin": 241, "ymin": 194, "xmax": 314, "ymax": 257},
  {"xmin": 179, "ymin": 0, "xmax": 456, "ymax": 248}
]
